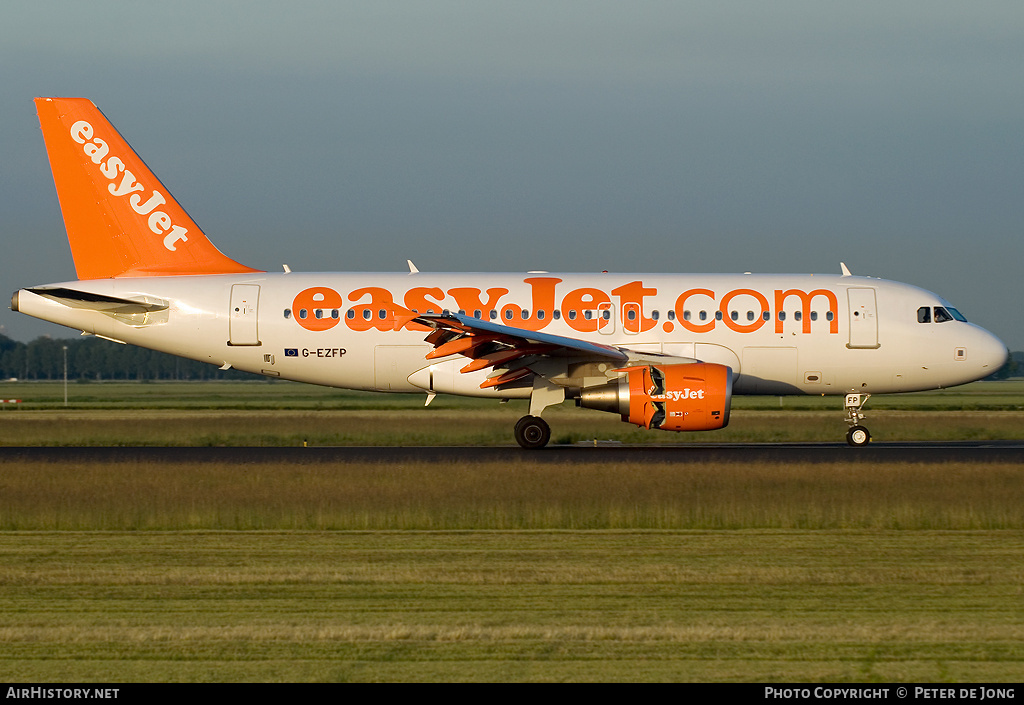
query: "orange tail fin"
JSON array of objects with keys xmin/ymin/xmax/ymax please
[{"xmin": 35, "ymin": 97, "xmax": 262, "ymax": 279}]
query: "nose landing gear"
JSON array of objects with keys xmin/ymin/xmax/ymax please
[
  {"xmin": 846, "ymin": 424, "xmax": 871, "ymax": 446},
  {"xmin": 844, "ymin": 393, "xmax": 871, "ymax": 446}
]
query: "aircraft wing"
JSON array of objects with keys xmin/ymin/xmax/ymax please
[{"xmin": 413, "ymin": 312, "xmax": 630, "ymax": 389}]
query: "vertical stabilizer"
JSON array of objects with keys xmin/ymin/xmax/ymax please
[{"xmin": 35, "ymin": 97, "xmax": 261, "ymax": 279}]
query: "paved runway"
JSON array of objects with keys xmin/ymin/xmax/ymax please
[{"xmin": 1, "ymin": 442, "xmax": 1023, "ymax": 464}]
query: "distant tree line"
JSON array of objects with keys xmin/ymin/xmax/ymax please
[
  {"xmin": 0, "ymin": 334, "xmax": 259, "ymax": 381},
  {"xmin": 991, "ymin": 351, "xmax": 1023, "ymax": 380},
  {"xmin": 0, "ymin": 333, "xmax": 1019, "ymax": 382}
]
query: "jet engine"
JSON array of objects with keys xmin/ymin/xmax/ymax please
[{"xmin": 578, "ymin": 362, "xmax": 732, "ymax": 431}]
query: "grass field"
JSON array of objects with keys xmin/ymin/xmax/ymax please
[
  {"xmin": 1, "ymin": 459, "xmax": 1023, "ymax": 681},
  {"xmin": 0, "ymin": 381, "xmax": 1022, "ymax": 681},
  {"xmin": 2, "ymin": 529, "xmax": 1022, "ymax": 682},
  {"xmin": 1, "ymin": 380, "xmax": 1024, "ymax": 446},
  {"xmin": 3, "ymin": 379, "xmax": 1024, "ymax": 411},
  {"xmin": 2, "ymin": 460, "xmax": 1023, "ymax": 531},
  {"xmin": 3, "ymin": 408, "xmax": 1024, "ymax": 446}
]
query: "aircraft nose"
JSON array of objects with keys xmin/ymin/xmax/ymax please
[{"xmin": 974, "ymin": 326, "xmax": 1009, "ymax": 376}]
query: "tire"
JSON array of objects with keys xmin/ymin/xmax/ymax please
[
  {"xmin": 514, "ymin": 416, "xmax": 551, "ymax": 450},
  {"xmin": 846, "ymin": 425, "xmax": 871, "ymax": 447}
]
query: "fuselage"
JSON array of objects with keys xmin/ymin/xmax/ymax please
[{"xmin": 13, "ymin": 271, "xmax": 1008, "ymax": 398}]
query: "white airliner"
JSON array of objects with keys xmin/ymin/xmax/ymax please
[{"xmin": 12, "ymin": 98, "xmax": 1009, "ymax": 448}]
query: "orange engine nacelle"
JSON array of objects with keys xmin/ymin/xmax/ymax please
[{"xmin": 578, "ymin": 362, "xmax": 732, "ymax": 432}]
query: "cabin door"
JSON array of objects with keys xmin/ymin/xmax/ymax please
[
  {"xmin": 847, "ymin": 287, "xmax": 878, "ymax": 349},
  {"xmin": 229, "ymin": 284, "xmax": 261, "ymax": 346}
]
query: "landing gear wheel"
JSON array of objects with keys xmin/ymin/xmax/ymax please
[
  {"xmin": 846, "ymin": 425, "xmax": 871, "ymax": 447},
  {"xmin": 514, "ymin": 415, "xmax": 551, "ymax": 450}
]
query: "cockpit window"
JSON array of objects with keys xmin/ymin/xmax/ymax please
[{"xmin": 919, "ymin": 305, "xmax": 968, "ymax": 324}]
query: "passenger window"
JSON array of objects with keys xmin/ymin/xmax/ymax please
[
  {"xmin": 683, "ymin": 311, "xmax": 691, "ymax": 321},
  {"xmin": 553, "ymin": 310, "xmax": 561, "ymax": 320},
  {"xmin": 331, "ymin": 310, "xmax": 339, "ymax": 320},
  {"xmin": 299, "ymin": 309, "xmax": 307, "ymax": 319},
  {"xmin": 504, "ymin": 310, "xmax": 514, "ymax": 320},
  {"xmin": 378, "ymin": 309, "xmax": 387, "ymax": 320},
  {"xmin": 668, "ymin": 310, "xmax": 676, "ymax": 321},
  {"xmin": 474, "ymin": 309, "xmax": 482, "ymax": 319},
  {"xmin": 794, "ymin": 311, "xmax": 802, "ymax": 321},
  {"xmin": 602, "ymin": 310, "xmax": 610, "ymax": 320},
  {"xmin": 746, "ymin": 311, "xmax": 755, "ymax": 321},
  {"xmin": 346, "ymin": 309, "xmax": 354, "ymax": 319},
  {"xmin": 627, "ymin": 309, "xmax": 637, "ymax": 321},
  {"xmin": 651, "ymin": 310, "xmax": 659, "ymax": 321},
  {"xmin": 715, "ymin": 311, "xmax": 723, "ymax": 321},
  {"xmin": 537, "ymin": 310, "xmax": 545, "ymax": 320},
  {"xmin": 521, "ymin": 309, "xmax": 530, "ymax": 319},
  {"xmin": 810, "ymin": 311, "xmax": 818, "ymax": 321},
  {"xmin": 568, "ymin": 310, "xmax": 577, "ymax": 320},
  {"xmin": 283, "ymin": 309, "xmax": 291, "ymax": 319},
  {"xmin": 489, "ymin": 310, "xmax": 497, "ymax": 320},
  {"xmin": 730, "ymin": 311, "xmax": 738, "ymax": 321},
  {"xmin": 778, "ymin": 311, "xmax": 786, "ymax": 321},
  {"xmin": 825, "ymin": 311, "xmax": 833, "ymax": 321},
  {"xmin": 362, "ymin": 310, "xmax": 371, "ymax": 321},
  {"xmin": 584, "ymin": 310, "xmax": 593, "ymax": 320}
]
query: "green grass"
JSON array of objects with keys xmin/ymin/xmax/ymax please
[
  {"xmin": 1, "ymin": 407, "xmax": 1022, "ymax": 446},
  {"xmin": 1, "ymin": 530, "xmax": 1022, "ymax": 682},
  {"xmin": 0, "ymin": 379, "xmax": 1022, "ymax": 447},
  {"xmin": 1, "ymin": 460, "xmax": 1022, "ymax": 531},
  {"xmin": 1, "ymin": 379, "xmax": 1024, "ymax": 446},
  {"xmin": 2, "ymin": 379, "xmax": 1024, "ymax": 411},
  {"xmin": 1, "ymin": 461, "xmax": 1022, "ymax": 681}
]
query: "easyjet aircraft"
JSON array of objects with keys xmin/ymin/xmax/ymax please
[{"xmin": 12, "ymin": 98, "xmax": 1009, "ymax": 448}]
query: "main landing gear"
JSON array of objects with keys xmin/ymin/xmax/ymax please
[
  {"xmin": 514, "ymin": 415, "xmax": 551, "ymax": 450},
  {"xmin": 844, "ymin": 393, "xmax": 871, "ymax": 446},
  {"xmin": 514, "ymin": 377, "xmax": 562, "ymax": 449}
]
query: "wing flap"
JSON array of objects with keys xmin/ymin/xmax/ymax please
[{"xmin": 413, "ymin": 312, "xmax": 629, "ymax": 390}]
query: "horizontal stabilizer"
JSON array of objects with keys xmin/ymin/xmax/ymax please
[
  {"xmin": 17, "ymin": 286, "xmax": 170, "ymax": 328},
  {"xmin": 27, "ymin": 287, "xmax": 168, "ymax": 314}
]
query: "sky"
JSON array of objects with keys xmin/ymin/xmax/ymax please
[{"xmin": 2, "ymin": 1, "xmax": 1022, "ymax": 348}]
